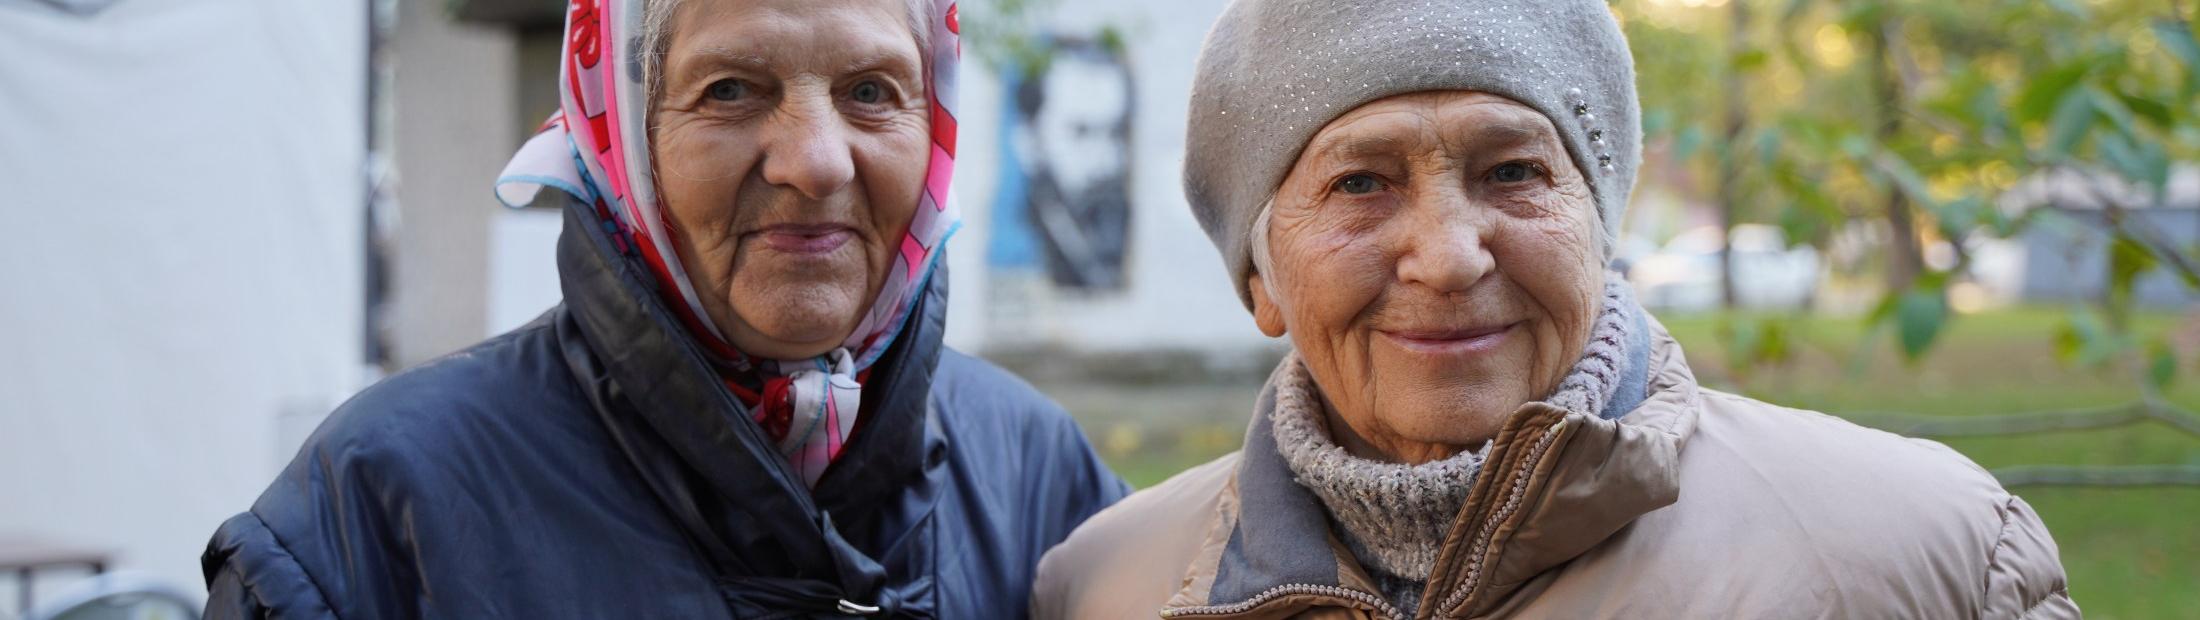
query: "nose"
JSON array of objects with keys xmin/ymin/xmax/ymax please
[
  {"xmin": 1394, "ymin": 190, "xmax": 1495, "ymax": 294},
  {"xmin": 757, "ymin": 91, "xmax": 856, "ymax": 201}
]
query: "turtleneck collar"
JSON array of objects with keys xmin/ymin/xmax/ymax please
[{"xmin": 1270, "ymin": 276, "xmax": 1649, "ymax": 614}]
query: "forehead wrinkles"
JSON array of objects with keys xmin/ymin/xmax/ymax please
[
  {"xmin": 1306, "ymin": 106, "xmax": 1432, "ymax": 160},
  {"xmin": 1438, "ymin": 102, "xmax": 1558, "ymax": 158},
  {"xmin": 668, "ymin": 1, "xmax": 917, "ymax": 78}
]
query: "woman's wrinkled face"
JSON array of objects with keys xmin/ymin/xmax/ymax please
[
  {"xmin": 652, "ymin": 0, "xmax": 928, "ymax": 360},
  {"xmin": 1251, "ymin": 91, "xmax": 1604, "ymax": 463}
]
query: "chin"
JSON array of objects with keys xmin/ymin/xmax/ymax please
[
  {"xmin": 726, "ymin": 281, "xmax": 865, "ymax": 356},
  {"xmin": 1387, "ymin": 387, "xmax": 1523, "ymax": 446}
]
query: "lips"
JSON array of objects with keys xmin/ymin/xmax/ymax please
[
  {"xmin": 752, "ymin": 224, "xmax": 856, "ymax": 255},
  {"xmin": 1379, "ymin": 321, "xmax": 1521, "ymax": 356}
]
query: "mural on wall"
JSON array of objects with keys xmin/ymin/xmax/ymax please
[{"xmin": 986, "ymin": 34, "xmax": 1137, "ymax": 292}]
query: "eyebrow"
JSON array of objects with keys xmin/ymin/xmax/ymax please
[
  {"xmin": 1314, "ymin": 135, "xmax": 1408, "ymax": 161},
  {"xmin": 835, "ymin": 51, "xmax": 920, "ymax": 76},
  {"xmin": 685, "ymin": 47, "xmax": 772, "ymax": 71},
  {"xmin": 678, "ymin": 47, "xmax": 917, "ymax": 80},
  {"xmin": 671, "ymin": 47, "xmax": 770, "ymax": 86},
  {"xmin": 1457, "ymin": 120, "xmax": 1542, "ymax": 147}
]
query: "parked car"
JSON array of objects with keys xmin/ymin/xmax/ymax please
[{"xmin": 1627, "ymin": 225, "xmax": 1821, "ymax": 311}]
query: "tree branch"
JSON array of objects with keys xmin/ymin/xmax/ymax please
[
  {"xmin": 2057, "ymin": 164, "xmax": 2200, "ymax": 287},
  {"xmin": 1992, "ymin": 465, "xmax": 2200, "ymax": 487},
  {"xmin": 1844, "ymin": 400, "xmax": 2200, "ymax": 438}
]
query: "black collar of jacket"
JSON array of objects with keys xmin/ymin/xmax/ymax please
[{"xmin": 548, "ymin": 193, "xmax": 947, "ymax": 616}]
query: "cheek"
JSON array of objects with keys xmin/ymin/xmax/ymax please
[
  {"xmin": 851, "ymin": 123, "xmax": 933, "ymax": 238},
  {"xmin": 1490, "ymin": 205, "xmax": 1603, "ymax": 349},
  {"xmin": 653, "ymin": 120, "xmax": 762, "ymax": 232},
  {"xmin": 1273, "ymin": 221, "xmax": 1388, "ymax": 337},
  {"xmin": 654, "ymin": 115, "xmax": 763, "ymax": 182}
]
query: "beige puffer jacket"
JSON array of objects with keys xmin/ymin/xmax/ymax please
[{"xmin": 1033, "ymin": 320, "xmax": 2077, "ymax": 619}]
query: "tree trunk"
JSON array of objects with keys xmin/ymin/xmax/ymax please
[
  {"xmin": 1868, "ymin": 15, "xmax": 1926, "ymax": 293},
  {"xmin": 1716, "ymin": 0, "xmax": 1748, "ymax": 309}
]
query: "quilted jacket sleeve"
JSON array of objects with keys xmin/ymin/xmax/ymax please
[
  {"xmin": 1979, "ymin": 495, "xmax": 2079, "ymax": 619},
  {"xmin": 202, "ymin": 513, "xmax": 339, "ymax": 620}
]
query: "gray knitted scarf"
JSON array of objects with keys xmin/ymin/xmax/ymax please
[{"xmin": 1272, "ymin": 277, "xmax": 1646, "ymax": 615}]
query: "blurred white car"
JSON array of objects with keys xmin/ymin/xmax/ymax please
[{"xmin": 1625, "ymin": 225, "xmax": 1821, "ymax": 311}]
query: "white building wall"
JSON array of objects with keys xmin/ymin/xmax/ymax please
[
  {"xmin": 388, "ymin": 0, "xmax": 515, "ymax": 366},
  {"xmin": 0, "ymin": 0, "xmax": 367, "ymax": 598}
]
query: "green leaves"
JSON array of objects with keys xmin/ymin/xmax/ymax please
[
  {"xmin": 2114, "ymin": 92, "xmax": 2174, "ymax": 130},
  {"xmin": 2095, "ymin": 130, "xmax": 2171, "ymax": 199},
  {"xmin": 1863, "ymin": 144, "xmax": 1933, "ymax": 205},
  {"xmin": 2053, "ymin": 311, "xmax": 2114, "ymax": 367},
  {"xmin": 959, "ymin": 0, "xmax": 1068, "ymax": 78},
  {"xmin": 1718, "ymin": 316, "xmax": 1795, "ymax": 374},
  {"xmin": 1929, "ymin": 194, "xmax": 1987, "ymax": 239},
  {"xmin": 1614, "ymin": 0, "xmax": 2200, "ymax": 382},
  {"xmin": 2044, "ymin": 0, "xmax": 2090, "ymax": 19},
  {"xmin": 1732, "ymin": 48, "xmax": 1770, "ymax": 72},
  {"xmin": 2048, "ymin": 310, "xmax": 2178, "ymax": 390},
  {"xmin": 1867, "ymin": 276, "xmax": 1952, "ymax": 364},
  {"xmin": 2045, "ymin": 85, "xmax": 2097, "ymax": 158},
  {"xmin": 2149, "ymin": 339, "xmax": 2180, "ymax": 390},
  {"xmin": 2089, "ymin": 85, "xmax": 2141, "ymax": 138},
  {"xmin": 1894, "ymin": 287, "xmax": 1950, "ymax": 361},
  {"xmin": 2108, "ymin": 238, "xmax": 2159, "ymax": 316},
  {"xmin": 2151, "ymin": 19, "xmax": 2200, "ymax": 84},
  {"xmin": 2016, "ymin": 61, "xmax": 2094, "ymax": 124}
]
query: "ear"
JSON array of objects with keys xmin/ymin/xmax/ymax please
[{"xmin": 1248, "ymin": 272, "xmax": 1287, "ymax": 338}]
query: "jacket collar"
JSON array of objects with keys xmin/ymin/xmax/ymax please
[
  {"xmin": 549, "ymin": 194, "xmax": 948, "ymax": 616},
  {"xmin": 1164, "ymin": 318, "xmax": 1702, "ymax": 619}
]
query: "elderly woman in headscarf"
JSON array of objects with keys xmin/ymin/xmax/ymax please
[
  {"xmin": 200, "ymin": 0, "xmax": 1126, "ymax": 616},
  {"xmin": 1033, "ymin": 0, "xmax": 2075, "ymax": 618}
]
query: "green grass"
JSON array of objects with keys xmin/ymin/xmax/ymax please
[{"xmin": 1073, "ymin": 306, "xmax": 2200, "ymax": 619}]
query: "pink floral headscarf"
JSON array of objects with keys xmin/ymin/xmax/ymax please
[{"xmin": 494, "ymin": 0, "xmax": 962, "ymax": 487}]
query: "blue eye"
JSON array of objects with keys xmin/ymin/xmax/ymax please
[
  {"xmin": 851, "ymin": 80, "xmax": 887, "ymax": 104},
  {"xmin": 706, "ymin": 79, "xmax": 746, "ymax": 101},
  {"xmin": 1334, "ymin": 173, "xmax": 1382, "ymax": 194},
  {"xmin": 1490, "ymin": 162, "xmax": 1539, "ymax": 183}
]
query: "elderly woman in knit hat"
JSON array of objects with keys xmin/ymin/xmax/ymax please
[{"xmin": 1034, "ymin": 0, "xmax": 2075, "ymax": 618}]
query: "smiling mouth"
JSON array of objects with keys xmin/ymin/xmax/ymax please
[
  {"xmin": 751, "ymin": 224, "xmax": 855, "ymax": 255},
  {"xmin": 1379, "ymin": 321, "xmax": 1521, "ymax": 356}
]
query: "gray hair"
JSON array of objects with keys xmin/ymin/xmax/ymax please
[
  {"xmin": 1249, "ymin": 201, "xmax": 1275, "ymax": 281},
  {"xmin": 638, "ymin": 0, "xmax": 934, "ymax": 111}
]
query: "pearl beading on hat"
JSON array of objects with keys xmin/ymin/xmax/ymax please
[{"xmin": 1567, "ymin": 87, "xmax": 1616, "ymax": 175}]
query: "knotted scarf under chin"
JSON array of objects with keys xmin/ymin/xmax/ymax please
[{"xmin": 735, "ymin": 349, "xmax": 868, "ymax": 486}]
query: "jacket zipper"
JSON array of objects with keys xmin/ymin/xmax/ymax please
[
  {"xmin": 1431, "ymin": 418, "xmax": 1569, "ymax": 617},
  {"xmin": 1162, "ymin": 583, "xmax": 1407, "ymax": 619},
  {"xmin": 1162, "ymin": 417, "xmax": 1570, "ymax": 620}
]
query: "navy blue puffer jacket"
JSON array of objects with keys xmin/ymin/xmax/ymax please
[{"xmin": 200, "ymin": 195, "xmax": 1128, "ymax": 618}]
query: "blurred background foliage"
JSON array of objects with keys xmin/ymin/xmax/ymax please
[{"xmin": 1621, "ymin": 0, "xmax": 2200, "ymax": 373}]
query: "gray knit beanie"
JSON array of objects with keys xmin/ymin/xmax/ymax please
[{"xmin": 1185, "ymin": 0, "xmax": 1642, "ymax": 309}]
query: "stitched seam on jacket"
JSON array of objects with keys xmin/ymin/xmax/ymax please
[
  {"xmin": 1978, "ymin": 494, "xmax": 2020, "ymax": 617},
  {"xmin": 237, "ymin": 512, "xmax": 345, "ymax": 619},
  {"xmin": 2017, "ymin": 586, "xmax": 2070, "ymax": 618}
]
